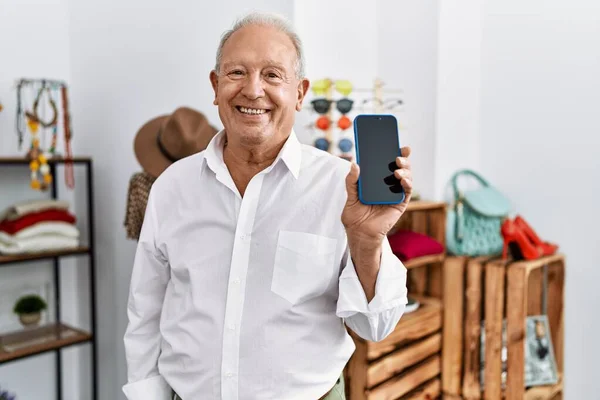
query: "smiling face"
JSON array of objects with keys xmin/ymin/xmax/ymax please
[{"xmin": 210, "ymin": 24, "xmax": 309, "ymax": 147}]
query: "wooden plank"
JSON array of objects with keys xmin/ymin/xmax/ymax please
[
  {"xmin": 0, "ymin": 323, "xmax": 92, "ymax": 363},
  {"xmin": 506, "ymin": 263, "xmax": 528, "ymax": 400},
  {"xmin": 0, "ymin": 246, "xmax": 90, "ymax": 265},
  {"xmin": 404, "ymin": 253, "xmax": 445, "ymax": 270},
  {"xmin": 442, "ymin": 256, "xmax": 466, "ymax": 395},
  {"xmin": 347, "ymin": 339, "xmax": 369, "ymax": 400},
  {"xmin": 527, "ymin": 268, "xmax": 543, "ymax": 316},
  {"xmin": 428, "ymin": 208, "xmax": 447, "ymax": 247},
  {"xmin": 406, "ymin": 201, "xmax": 446, "ymax": 212},
  {"xmin": 484, "ymin": 260, "xmax": 507, "ymax": 400},
  {"xmin": 428, "ymin": 261, "xmax": 444, "ymax": 299},
  {"xmin": 411, "ymin": 211, "xmax": 428, "ymax": 235},
  {"xmin": 524, "ymin": 376, "xmax": 562, "ymax": 400},
  {"xmin": 0, "ymin": 156, "xmax": 91, "ymax": 164},
  {"xmin": 547, "ymin": 260, "xmax": 564, "ymax": 372},
  {"xmin": 367, "ymin": 333, "xmax": 442, "ymax": 388},
  {"xmin": 462, "ymin": 257, "xmax": 487, "ymax": 399},
  {"xmin": 366, "ymin": 355, "xmax": 441, "ymax": 400},
  {"xmin": 408, "ymin": 268, "xmax": 428, "ymax": 295},
  {"xmin": 404, "ymin": 378, "xmax": 442, "ymax": 400},
  {"xmin": 510, "ymin": 254, "xmax": 564, "ymax": 274},
  {"xmin": 366, "ymin": 296, "xmax": 442, "ymax": 360}
]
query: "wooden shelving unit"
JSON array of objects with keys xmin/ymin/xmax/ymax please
[
  {"xmin": 344, "ymin": 200, "xmax": 448, "ymax": 399},
  {"xmin": 0, "ymin": 157, "xmax": 98, "ymax": 400},
  {"xmin": 0, "ymin": 322, "xmax": 92, "ymax": 364},
  {"xmin": 0, "ymin": 246, "xmax": 90, "ymax": 265}
]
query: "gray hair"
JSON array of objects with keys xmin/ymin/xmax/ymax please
[{"xmin": 215, "ymin": 12, "xmax": 306, "ymax": 79}]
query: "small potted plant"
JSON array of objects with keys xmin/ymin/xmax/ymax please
[
  {"xmin": 0, "ymin": 386, "xmax": 16, "ymax": 400},
  {"xmin": 13, "ymin": 294, "xmax": 47, "ymax": 328}
]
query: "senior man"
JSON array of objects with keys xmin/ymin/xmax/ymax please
[{"xmin": 123, "ymin": 12, "xmax": 412, "ymax": 400}]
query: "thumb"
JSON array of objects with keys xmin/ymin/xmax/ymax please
[{"xmin": 345, "ymin": 162, "xmax": 360, "ymax": 199}]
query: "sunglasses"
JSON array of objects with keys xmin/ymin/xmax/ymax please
[
  {"xmin": 359, "ymin": 97, "xmax": 403, "ymax": 111},
  {"xmin": 311, "ymin": 98, "xmax": 354, "ymax": 115},
  {"xmin": 313, "ymin": 137, "xmax": 354, "ymax": 154},
  {"xmin": 315, "ymin": 115, "xmax": 353, "ymax": 131},
  {"xmin": 311, "ymin": 79, "xmax": 353, "ymax": 97}
]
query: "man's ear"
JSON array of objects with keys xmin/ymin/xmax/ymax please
[
  {"xmin": 295, "ymin": 78, "xmax": 310, "ymax": 112},
  {"xmin": 209, "ymin": 70, "xmax": 219, "ymax": 105}
]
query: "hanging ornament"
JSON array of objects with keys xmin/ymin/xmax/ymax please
[{"xmin": 24, "ymin": 82, "xmax": 58, "ymax": 191}]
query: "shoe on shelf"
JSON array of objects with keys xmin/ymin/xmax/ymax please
[
  {"xmin": 501, "ymin": 218, "xmax": 544, "ymax": 261},
  {"xmin": 514, "ymin": 215, "xmax": 558, "ymax": 256}
]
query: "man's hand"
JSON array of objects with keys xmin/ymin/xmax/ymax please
[{"xmin": 341, "ymin": 147, "xmax": 413, "ymax": 301}]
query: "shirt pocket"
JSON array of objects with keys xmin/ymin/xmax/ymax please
[{"xmin": 271, "ymin": 230, "xmax": 338, "ymax": 305}]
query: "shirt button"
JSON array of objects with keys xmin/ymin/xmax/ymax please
[
  {"xmin": 225, "ymin": 372, "xmax": 234, "ymax": 378},
  {"xmin": 233, "ymin": 278, "xmax": 240, "ymax": 284},
  {"xmin": 228, "ymin": 324, "xmax": 236, "ymax": 331}
]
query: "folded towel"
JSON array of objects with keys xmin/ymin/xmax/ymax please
[
  {"xmin": 0, "ymin": 199, "xmax": 70, "ymax": 222},
  {"xmin": 0, "ymin": 209, "xmax": 76, "ymax": 235},
  {"xmin": 0, "ymin": 235, "xmax": 79, "ymax": 254},
  {"xmin": 0, "ymin": 222, "xmax": 79, "ymax": 244}
]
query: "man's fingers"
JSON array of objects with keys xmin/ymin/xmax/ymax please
[
  {"xmin": 396, "ymin": 156, "xmax": 410, "ymax": 169},
  {"xmin": 400, "ymin": 146, "xmax": 411, "ymax": 158}
]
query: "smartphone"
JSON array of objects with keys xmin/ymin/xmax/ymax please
[{"xmin": 353, "ymin": 114, "xmax": 405, "ymax": 205}]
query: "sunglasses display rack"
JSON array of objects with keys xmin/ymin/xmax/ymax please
[{"xmin": 305, "ymin": 78, "xmax": 404, "ymax": 161}]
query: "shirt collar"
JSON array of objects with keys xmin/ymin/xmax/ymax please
[{"xmin": 204, "ymin": 129, "xmax": 301, "ymax": 179}]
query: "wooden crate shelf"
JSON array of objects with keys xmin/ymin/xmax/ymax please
[
  {"xmin": 366, "ymin": 355, "xmax": 441, "ymax": 400},
  {"xmin": 404, "ymin": 253, "xmax": 445, "ymax": 270},
  {"xmin": 367, "ymin": 332, "xmax": 442, "ymax": 388},
  {"xmin": 345, "ymin": 200, "xmax": 448, "ymax": 399},
  {"xmin": 441, "ymin": 254, "xmax": 565, "ymax": 400},
  {"xmin": 362, "ymin": 295, "xmax": 442, "ymax": 361},
  {"xmin": 0, "ymin": 322, "xmax": 92, "ymax": 364}
]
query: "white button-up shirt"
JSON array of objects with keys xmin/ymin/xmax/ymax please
[{"xmin": 123, "ymin": 130, "xmax": 408, "ymax": 400}]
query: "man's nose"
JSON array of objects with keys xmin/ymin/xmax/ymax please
[{"xmin": 241, "ymin": 73, "xmax": 265, "ymax": 99}]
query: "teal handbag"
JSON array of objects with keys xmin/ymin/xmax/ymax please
[{"xmin": 446, "ymin": 170, "xmax": 511, "ymax": 257}]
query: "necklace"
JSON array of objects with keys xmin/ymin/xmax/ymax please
[{"xmin": 24, "ymin": 84, "xmax": 57, "ymax": 190}]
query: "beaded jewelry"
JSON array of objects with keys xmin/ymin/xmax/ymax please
[
  {"xmin": 15, "ymin": 78, "xmax": 75, "ymax": 191},
  {"xmin": 24, "ymin": 83, "xmax": 57, "ymax": 190}
]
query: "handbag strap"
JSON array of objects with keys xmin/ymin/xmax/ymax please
[{"xmin": 450, "ymin": 169, "xmax": 491, "ymax": 202}]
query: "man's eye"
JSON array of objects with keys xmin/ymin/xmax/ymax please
[
  {"xmin": 267, "ymin": 72, "xmax": 280, "ymax": 79},
  {"xmin": 229, "ymin": 70, "xmax": 244, "ymax": 76}
]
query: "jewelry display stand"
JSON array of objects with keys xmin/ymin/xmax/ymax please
[{"xmin": 305, "ymin": 78, "xmax": 403, "ymax": 161}]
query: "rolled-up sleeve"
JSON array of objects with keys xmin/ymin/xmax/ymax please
[
  {"xmin": 336, "ymin": 236, "xmax": 408, "ymax": 342},
  {"xmin": 122, "ymin": 189, "xmax": 171, "ymax": 400}
]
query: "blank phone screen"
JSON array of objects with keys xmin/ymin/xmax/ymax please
[{"xmin": 354, "ymin": 115, "xmax": 405, "ymax": 204}]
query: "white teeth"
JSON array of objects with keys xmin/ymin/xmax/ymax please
[{"xmin": 239, "ymin": 107, "xmax": 266, "ymax": 115}]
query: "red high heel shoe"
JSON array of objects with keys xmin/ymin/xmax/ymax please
[
  {"xmin": 514, "ymin": 215, "xmax": 558, "ymax": 256},
  {"xmin": 501, "ymin": 218, "xmax": 544, "ymax": 260}
]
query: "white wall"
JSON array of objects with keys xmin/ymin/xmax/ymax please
[
  {"xmin": 294, "ymin": 0, "xmax": 439, "ymax": 200},
  {"xmin": 478, "ymin": 1, "xmax": 600, "ymax": 398},
  {"xmin": 0, "ymin": 1, "xmax": 85, "ymax": 399},
  {"xmin": 433, "ymin": 0, "xmax": 485, "ymax": 201},
  {"xmin": 378, "ymin": 0, "xmax": 439, "ymax": 200},
  {"xmin": 66, "ymin": 1, "xmax": 294, "ymax": 399}
]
